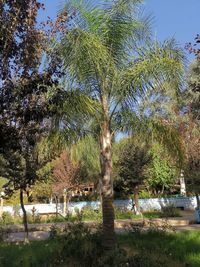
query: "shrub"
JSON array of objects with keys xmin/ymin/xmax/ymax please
[
  {"xmin": 0, "ymin": 226, "xmax": 8, "ymax": 242},
  {"xmin": 57, "ymin": 222, "xmax": 103, "ymax": 266},
  {"xmin": 74, "ymin": 208, "xmax": 84, "ymax": 222},
  {"xmin": 115, "ymin": 207, "xmax": 141, "ymax": 219},
  {"xmin": 0, "ymin": 212, "xmax": 14, "ymax": 225},
  {"xmin": 49, "ymin": 225, "xmax": 59, "ymax": 239},
  {"xmin": 139, "ymin": 190, "xmax": 152, "ymax": 199},
  {"xmin": 82, "ymin": 207, "xmax": 102, "ymax": 221},
  {"xmin": 161, "ymin": 205, "xmax": 181, "ymax": 218}
]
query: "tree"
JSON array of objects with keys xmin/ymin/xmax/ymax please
[
  {"xmin": 185, "ymin": 34, "xmax": 200, "ymax": 124},
  {"xmin": 146, "ymin": 143, "xmax": 179, "ymax": 196},
  {"xmin": 0, "ymin": 0, "xmax": 46, "ymax": 239},
  {"xmin": 185, "ymin": 34, "xmax": 200, "ymax": 60},
  {"xmin": 71, "ymin": 135, "xmax": 100, "ymax": 187},
  {"xmin": 116, "ymin": 138, "xmax": 151, "ymax": 214},
  {"xmin": 57, "ymin": 0, "xmax": 184, "ymax": 249},
  {"xmin": 52, "ymin": 150, "xmax": 80, "ymax": 214},
  {"xmin": 176, "ymin": 109, "xmax": 200, "ymax": 206},
  {"xmin": 187, "ymin": 60, "xmax": 200, "ymax": 124},
  {"xmin": 0, "ymin": 0, "xmax": 68, "ymax": 238}
]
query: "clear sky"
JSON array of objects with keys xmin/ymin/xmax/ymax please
[{"xmin": 39, "ymin": 0, "xmax": 200, "ymax": 60}]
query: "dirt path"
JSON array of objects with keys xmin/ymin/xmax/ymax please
[
  {"xmin": 2, "ymin": 210, "xmax": 199, "ymax": 242},
  {"xmin": 5, "ymin": 231, "xmax": 50, "ymax": 242},
  {"xmin": 4, "ymin": 224, "xmax": 200, "ymax": 243}
]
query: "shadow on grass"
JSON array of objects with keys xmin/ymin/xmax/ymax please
[
  {"xmin": 118, "ymin": 230, "xmax": 200, "ymax": 267},
  {"xmin": 0, "ymin": 240, "xmax": 61, "ymax": 267},
  {"xmin": 1, "ymin": 230, "xmax": 200, "ymax": 267}
]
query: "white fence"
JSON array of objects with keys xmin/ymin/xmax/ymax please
[{"xmin": 2, "ymin": 196, "xmax": 197, "ymax": 215}]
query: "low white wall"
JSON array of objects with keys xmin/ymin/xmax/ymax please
[{"xmin": 2, "ymin": 197, "xmax": 197, "ymax": 215}]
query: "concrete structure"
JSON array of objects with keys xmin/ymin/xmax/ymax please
[{"xmin": 2, "ymin": 196, "xmax": 198, "ymax": 216}]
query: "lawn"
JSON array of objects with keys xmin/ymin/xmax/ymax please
[
  {"xmin": 118, "ymin": 230, "xmax": 200, "ymax": 267},
  {"xmin": 0, "ymin": 230, "xmax": 200, "ymax": 267}
]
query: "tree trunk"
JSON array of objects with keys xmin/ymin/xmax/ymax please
[
  {"xmin": 133, "ymin": 186, "xmax": 140, "ymax": 215},
  {"xmin": 55, "ymin": 195, "xmax": 58, "ymax": 217},
  {"xmin": 49, "ymin": 195, "xmax": 53, "ymax": 204},
  {"xmin": 161, "ymin": 184, "xmax": 165, "ymax": 195},
  {"xmin": 20, "ymin": 189, "xmax": 29, "ymax": 240},
  {"xmin": 99, "ymin": 97, "xmax": 115, "ymax": 250}
]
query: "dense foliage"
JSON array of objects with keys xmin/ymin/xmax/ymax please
[{"xmin": 146, "ymin": 143, "xmax": 179, "ymax": 196}]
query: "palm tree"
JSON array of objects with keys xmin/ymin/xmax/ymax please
[{"xmin": 57, "ymin": 0, "xmax": 184, "ymax": 249}]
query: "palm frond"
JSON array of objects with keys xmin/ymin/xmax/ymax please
[
  {"xmin": 149, "ymin": 119, "xmax": 185, "ymax": 167},
  {"xmin": 115, "ymin": 112, "xmax": 185, "ymax": 167},
  {"xmin": 101, "ymin": 0, "xmax": 152, "ymax": 63},
  {"xmin": 119, "ymin": 39, "xmax": 185, "ymax": 102},
  {"xmin": 62, "ymin": 0, "xmax": 104, "ymax": 32},
  {"xmin": 60, "ymin": 28, "xmax": 116, "ymax": 94}
]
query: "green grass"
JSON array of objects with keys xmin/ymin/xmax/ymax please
[
  {"xmin": 118, "ymin": 230, "xmax": 200, "ymax": 267},
  {"xmin": 143, "ymin": 211, "xmax": 162, "ymax": 219},
  {"xmin": 1, "ymin": 230, "xmax": 200, "ymax": 266},
  {"xmin": 0, "ymin": 240, "xmax": 61, "ymax": 267}
]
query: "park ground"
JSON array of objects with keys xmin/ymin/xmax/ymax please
[
  {"xmin": 0, "ymin": 229, "xmax": 200, "ymax": 267},
  {"xmin": 0, "ymin": 210, "xmax": 200, "ymax": 267}
]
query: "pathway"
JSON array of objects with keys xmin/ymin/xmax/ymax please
[{"xmin": 2, "ymin": 210, "xmax": 199, "ymax": 242}]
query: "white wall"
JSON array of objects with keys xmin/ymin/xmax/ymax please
[{"xmin": 2, "ymin": 197, "xmax": 197, "ymax": 215}]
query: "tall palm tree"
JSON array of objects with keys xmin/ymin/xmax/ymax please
[{"xmin": 57, "ymin": 0, "xmax": 184, "ymax": 249}]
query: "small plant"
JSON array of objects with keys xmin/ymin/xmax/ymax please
[
  {"xmin": 34, "ymin": 214, "xmax": 42, "ymax": 224},
  {"xmin": 31, "ymin": 206, "xmax": 37, "ymax": 222},
  {"xmin": 13, "ymin": 206, "xmax": 21, "ymax": 217},
  {"xmin": 74, "ymin": 208, "xmax": 83, "ymax": 222}
]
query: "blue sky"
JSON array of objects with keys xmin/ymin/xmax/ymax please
[{"xmin": 39, "ymin": 0, "xmax": 200, "ymax": 61}]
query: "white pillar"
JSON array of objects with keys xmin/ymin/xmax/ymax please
[
  {"xmin": 180, "ymin": 170, "xmax": 186, "ymax": 196},
  {"xmin": 63, "ymin": 193, "xmax": 67, "ymax": 215},
  {"xmin": 0, "ymin": 197, "xmax": 3, "ymax": 217}
]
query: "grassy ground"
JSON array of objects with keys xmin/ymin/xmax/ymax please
[
  {"xmin": 0, "ymin": 230, "xmax": 200, "ymax": 267},
  {"xmin": 118, "ymin": 230, "xmax": 200, "ymax": 267}
]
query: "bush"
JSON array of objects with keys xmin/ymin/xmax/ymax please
[
  {"xmin": 139, "ymin": 190, "xmax": 153, "ymax": 199},
  {"xmin": 115, "ymin": 207, "xmax": 141, "ymax": 220},
  {"xmin": 161, "ymin": 205, "xmax": 181, "ymax": 218},
  {"xmin": 0, "ymin": 212, "xmax": 14, "ymax": 225},
  {"xmin": 74, "ymin": 208, "xmax": 84, "ymax": 222},
  {"xmin": 55, "ymin": 222, "xmax": 103, "ymax": 266},
  {"xmin": 0, "ymin": 226, "xmax": 8, "ymax": 242},
  {"xmin": 82, "ymin": 207, "xmax": 102, "ymax": 221},
  {"xmin": 50, "ymin": 222, "xmax": 148, "ymax": 267}
]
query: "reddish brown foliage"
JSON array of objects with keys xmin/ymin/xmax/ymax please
[
  {"xmin": 185, "ymin": 34, "xmax": 200, "ymax": 60},
  {"xmin": 52, "ymin": 151, "xmax": 80, "ymax": 195}
]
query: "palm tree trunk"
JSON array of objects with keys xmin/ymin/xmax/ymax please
[
  {"xmin": 99, "ymin": 97, "xmax": 115, "ymax": 250},
  {"xmin": 20, "ymin": 189, "xmax": 29, "ymax": 240}
]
